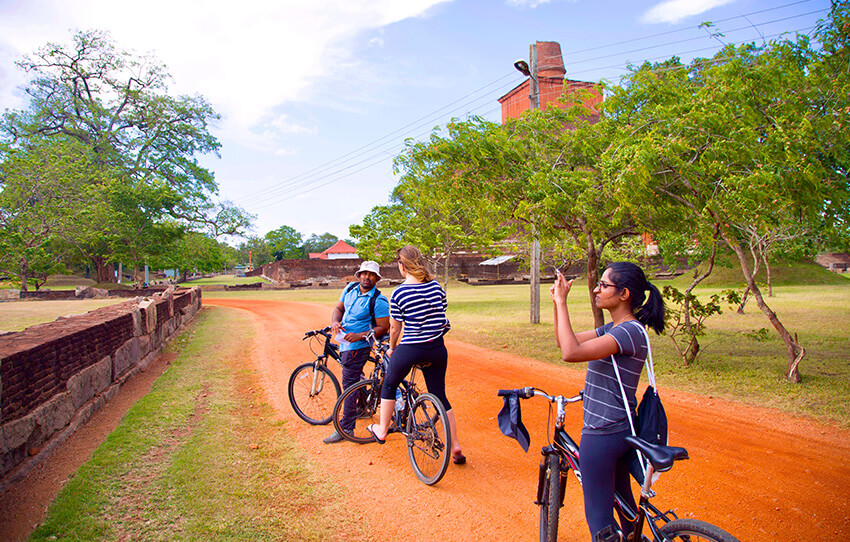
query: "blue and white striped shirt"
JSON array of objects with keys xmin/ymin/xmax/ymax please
[
  {"xmin": 582, "ymin": 320, "xmax": 648, "ymax": 435},
  {"xmin": 390, "ymin": 280, "xmax": 450, "ymax": 344}
]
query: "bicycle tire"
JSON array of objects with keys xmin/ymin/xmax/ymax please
[
  {"xmin": 288, "ymin": 362, "xmax": 341, "ymax": 425},
  {"xmin": 658, "ymin": 518, "xmax": 741, "ymax": 542},
  {"xmin": 332, "ymin": 379, "xmax": 382, "ymax": 443},
  {"xmin": 406, "ymin": 393, "xmax": 450, "ymax": 486},
  {"xmin": 539, "ymin": 453, "xmax": 561, "ymax": 542}
]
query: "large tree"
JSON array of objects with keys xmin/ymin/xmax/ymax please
[
  {"xmin": 601, "ymin": 10, "xmax": 850, "ymax": 382},
  {"xmin": 265, "ymin": 225, "xmax": 304, "ymax": 260},
  {"xmin": 1, "ymin": 30, "xmax": 250, "ymax": 282}
]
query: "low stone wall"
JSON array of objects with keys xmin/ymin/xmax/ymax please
[{"xmin": 0, "ymin": 286, "xmax": 202, "ymax": 485}]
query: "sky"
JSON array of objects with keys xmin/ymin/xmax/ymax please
[{"xmin": 0, "ymin": 0, "xmax": 832, "ymax": 243}]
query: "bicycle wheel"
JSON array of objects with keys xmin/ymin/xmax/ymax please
[
  {"xmin": 406, "ymin": 393, "xmax": 450, "ymax": 486},
  {"xmin": 332, "ymin": 379, "xmax": 382, "ymax": 443},
  {"xmin": 539, "ymin": 453, "xmax": 561, "ymax": 542},
  {"xmin": 288, "ymin": 362, "xmax": 341, "ymax": 425},
  {"xmin": 658, "ymin": 518, "xmax": 741, "ymax": 542}
]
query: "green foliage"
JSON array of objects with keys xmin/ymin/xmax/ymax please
[
  {"xmin": 265, "ymin": 225, "xmax": 303, "ymax": 260},
  {"xmin": 662, "ymin": 285, "xmax": 740, "ymax": 365},
  {"xmin": 0, "ymin": 30, "xmax": 252, "ymax": 284},
  {"xmin": 300, "ymin": 233, "xmax": 339, "ymax": 258}
]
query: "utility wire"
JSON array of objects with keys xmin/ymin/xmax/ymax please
[{"xmin": 232, "ymin": 3, "xmax": 827, "ymax": 210}]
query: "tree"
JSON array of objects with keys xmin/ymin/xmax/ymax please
[
  {"xmin": 1, "ymin": 30, "xmax": 250, "ymax": 282},
  {"xmin": 601, "ymin": 16, "xmax": 850, "ymax": 382},
  {"xmin": 265, "ymin": 225, "xmax": 303, "ymax": 260},
  {"xmin": 152, "ymin": 231, "xmax": 225, "ymax": 282},
  {"xmin": 350, "ymin": 204, "xmax": 415, "ymax": 262},
  {"xmin": 301, "ymin": 233, "xmax": 339, "ymax": 258},
  {"xmin": 0, "ymin": 137, "xmax": 90, "ymax": 290}
]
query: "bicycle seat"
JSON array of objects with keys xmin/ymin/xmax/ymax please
[{"xmin": 625, "ymin": 436, "xmax": 688, "ymax": 473}]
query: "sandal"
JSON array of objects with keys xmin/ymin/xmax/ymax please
[
  {"xmin": 366, "ymin": 424, "xmax": 386, "ymax": 445},
  {"xmin": 451, "ymin": 452, "xmax": 466, "ymax": 465}
]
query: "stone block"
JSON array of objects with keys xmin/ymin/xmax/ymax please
[
  {"xmin": 112, "ymin": 338, "xmax": 141, "ymax": 379},
  {"xmin": 32, "ymin": 392, "xmax": 75, "ymax": 438},
  {"xmin": 1, "ymin": 415, "xmax": 35, "ymax": 454},
  {"xmin": 138, "ymin": 334, "xmax": 151, "ymax": 357},
  {"xmin": 0, "ymin": 289, "xmax": 20, "ymax": 300},
  {"xmin": 138, "ymin": 299, "xmax": 156, "ymax": 334},
  {"xmin": 66, "ymin": 355, "xmax": 112, "ymax": 410},
  {"xmin": 130, "ymin": 308, "xmax": 144, "ymax": 337}
]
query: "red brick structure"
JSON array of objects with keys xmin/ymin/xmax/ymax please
[
  {"xmin": 498, "ymin": 41, "xmax": 602, "ymax": 123},
  {"xmin": 0, "ymin": 287, "xmax": 202, "ymax": 482}
]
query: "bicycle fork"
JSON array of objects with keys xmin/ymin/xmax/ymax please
[
  {"xmin": 310, "ymin": 360, "xmax": 326, "ymax": 396},
  {"xmin": 535, "ymin": 447, "xmax": 568, "ymax": 508}
]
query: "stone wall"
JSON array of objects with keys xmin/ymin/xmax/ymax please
[
  {"xmin": 248, "ymin": 254, "xmax": 527, "ymax": 285},
  {"xmin": 0, "ymin": 286, "xmax": 202, "ymax": 484}
]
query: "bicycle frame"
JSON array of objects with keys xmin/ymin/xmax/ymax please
[
  {"xmin": 303, "ymin": 328, "xmax": 341, "ymax": 396},
  {"xmin": 501, "ymin": 388, "xmax": 683, "ymax": 542}
]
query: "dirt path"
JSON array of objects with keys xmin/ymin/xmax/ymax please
[
  {"xmin": 206, "ymin": 298, "xmax": 850, "ymax": 541},
  {"xmin": 3, "ymin": 298, "xmax": 848, "ymax": 541}
]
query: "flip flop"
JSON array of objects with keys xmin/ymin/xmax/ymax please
[
  {"xmin": 452, "ymin": 452, "xmax": 466, "ymax": 465},
  {"xmin": 366, "ymin": 424, "xmax": 386, "ymax": 445}
]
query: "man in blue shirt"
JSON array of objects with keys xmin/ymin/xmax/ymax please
[{"xmin": 324, "ymin": 260, "xmax": 390, "ymax": 443}]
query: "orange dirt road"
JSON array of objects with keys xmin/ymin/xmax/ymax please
[{"xmin": 206, "ymin": 298, "xmax": 850, "ymax": 541}]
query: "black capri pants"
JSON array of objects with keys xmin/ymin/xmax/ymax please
[{"xmin": 380, "ymin": 336, "xmax": 452, "ymax": 411}]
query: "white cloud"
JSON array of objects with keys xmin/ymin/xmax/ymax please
[
  {"xmin": 506, "ymin": 0, "xmax": 553, "ymax": 7},
  {"xmin": 0, "ymin": 0, "xmax": 453, "ymax": 141},
  {"xmin": 641, "ymin": 0, "xmax": 736, "ymax": 24}
]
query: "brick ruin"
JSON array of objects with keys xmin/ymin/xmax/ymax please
[{"xmin": 0, "ymin": 287, "xmax": 202, "ymax": 485}]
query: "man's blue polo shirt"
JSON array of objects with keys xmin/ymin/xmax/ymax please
[{"xmin": 337, "ymin": 283, "xmax": 390, "ymax": 352}]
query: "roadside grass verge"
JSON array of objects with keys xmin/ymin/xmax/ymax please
[{"xmin": 29, "ymin": 306, "xmax": 366, "ymax": 542}]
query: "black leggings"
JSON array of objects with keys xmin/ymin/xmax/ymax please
[
  {"xmin": 380, "ymin": 337, "xmax": 452, "ymax": 411},
  {"xmin": 580, "ymin": 428, "xmax": 637, "ymax": 540}
]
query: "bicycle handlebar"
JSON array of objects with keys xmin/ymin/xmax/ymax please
[
  {"xmin": 303, "ymin": 326, "xmax": 333, "ymax": 339},
  {"xmin": 497, "ymin": 387, "xmax": 582, "ymax": 403}
]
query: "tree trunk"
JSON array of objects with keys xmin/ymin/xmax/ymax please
[
  {"xmin": 581, "ymin": 221, "xmax": 604, "ymax": 328},
  {"xmin": 92, "ymin": 256, "xmax": 115, "ymax": 283},
  {"xmin": 765, "ymin": 257, "xmax": 774, "ymax": 297},
  {"xmin": 725, "ymin": 235, "xmax": 804, "ymax": 383},
  {"xmin": 681, "ymin": 235, "xmax": 719, "ymax": 365},
  {"xmin": 18, "ymin": 258, "xmax": 29, "ymax": 293},
  {"xmin": 444, "ymin": 248, "xmax": 452, "ymax": 289}
]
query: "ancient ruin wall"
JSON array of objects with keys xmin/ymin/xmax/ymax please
[{"xmin": 0, "ymin": 287, "xmax": 202, "ymax": 483}]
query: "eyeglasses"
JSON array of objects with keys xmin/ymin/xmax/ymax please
[{"xmin": 596, "ymin": 280, "xmax": 619, "ymax": 290}]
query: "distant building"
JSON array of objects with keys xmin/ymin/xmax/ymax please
[
  {"xmin": 498, "ymin": 41, "xmax": 602, "ymax": 123},
  {"xmin": 308, "ymin": 239, "xmax": 359, "ymax": 260}
]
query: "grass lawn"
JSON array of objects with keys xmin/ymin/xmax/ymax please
[
  {"xmin": 178, "ymin": 275, "xmax": 268, "ymax": 286},
  {"xmin": 29, "ymin": 307, "xmax": 365, "ymax": 542}
]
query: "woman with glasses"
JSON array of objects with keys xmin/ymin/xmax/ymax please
[{"xmin": 549, "ymin": 262, "xmax": 665, "ymax": 542}]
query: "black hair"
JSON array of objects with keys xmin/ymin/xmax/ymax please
[{"xmin": 605, "ymin": 261, "xmax": 665, "ymax": 335}]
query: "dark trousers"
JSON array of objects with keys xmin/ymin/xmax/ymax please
[
  {"xmin": 339, "ymin": 347, "xmax": 370, "ymax": 433},
  {"xmin": 580, "ymin": 428, "xmax": 637, "ymax": 541},
  {"xmin": 380, "ymin": 337, "xmax": 451, "ymax": 410}
]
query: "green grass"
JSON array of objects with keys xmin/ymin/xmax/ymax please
[
  {"xmin": 179, "ymin": 274, "xmax": 268, "ymax": 286},
  {"xmin": 29, "ymin": 307, "xmax": 365, "ymax": 542},
  {"xmin": 0, "ymin": 299, "xmax": 129, "ymax": 332}
]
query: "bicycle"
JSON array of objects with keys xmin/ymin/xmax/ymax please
[
  {"xmin": 497, "ymin": 387, "xmax": 740, "ymax": 542},
  {"xmin": 287, "ymin": 326, "xmax": 344, "ymax": 425},
  {"xmin": 332, "ymin": 334, "xmax": 452, "ymax": 485}
]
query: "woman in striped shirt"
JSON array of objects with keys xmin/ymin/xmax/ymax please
[
  {"xmin": 367, "ymin": 245, "xmax": 465, "ymax": 465},
  {"xmin": 550, "ymin": 262, "xmax": 665, "ymax": 542}
]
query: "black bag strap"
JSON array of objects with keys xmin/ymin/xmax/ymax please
[{"xmin": 345, "ymin": 282, "xmax": 381, "ymax": 328}]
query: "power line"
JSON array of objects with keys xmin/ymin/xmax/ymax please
[{"xmin": 232, "ymin": 3, "xmax": 828, "ymax": 212}]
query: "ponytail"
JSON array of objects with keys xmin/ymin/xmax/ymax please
[{"xmin": 605, "ymin": 261, "xmax": 666, "ymax": 335}]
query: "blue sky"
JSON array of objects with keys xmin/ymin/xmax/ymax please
[{"xmin": 0, "ymin": 0, "xmax": 831, "ymax": 242}]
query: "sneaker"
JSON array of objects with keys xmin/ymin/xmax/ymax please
[{"xmin": 322, "ymin": 431, "xmax": 345, "ymax": 444}]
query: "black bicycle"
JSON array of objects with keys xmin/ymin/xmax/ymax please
[
  {"xmin": 287, "ymin": 327, "xmax": 344, "ymax": 425},
  {"xmin": 332, "ymin": 335, "xmax": 451, "ymax": 485},
  {"xmin": 497, "ymin": 387, "xmax": 740, "ymax": 542}
]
